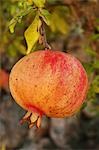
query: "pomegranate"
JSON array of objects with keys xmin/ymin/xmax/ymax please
[{"xmin": 9, "ymin": 50, "xmax": 88, "ymax": 128}]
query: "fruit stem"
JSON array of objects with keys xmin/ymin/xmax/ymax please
[{"xmin": 39, "ymin": 17, "xmax": 51, "ymax": 50}]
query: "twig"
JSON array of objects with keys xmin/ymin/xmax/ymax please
[{"xmin": 39, "ymin": 17, "xmax": 51, "ymax": 50}]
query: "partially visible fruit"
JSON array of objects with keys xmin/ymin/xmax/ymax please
[
  {"xmin": 9, "ymin": 50, "xmax": 88, "ymax": 128},
  {"xmin": 0, "ymin": 69, "xmax": 9, "ymax": 90}
]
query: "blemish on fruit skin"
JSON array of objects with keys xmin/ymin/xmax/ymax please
[
  {"xmin": 34, "ymin": 85, "xmax": 37, "ymax": 87},
  {"xmin": 32, "ymin": 65, "xmax": 35, "ymax": 68}
]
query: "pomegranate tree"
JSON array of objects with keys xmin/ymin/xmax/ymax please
[{"xmin": 9, "ymin": 50, "xmax": 88, "ymax": 128}]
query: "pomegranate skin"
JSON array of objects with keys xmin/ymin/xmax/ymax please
[{"xmin": 9, "ymin": 50, "xmax": 88, "ymax": 118}]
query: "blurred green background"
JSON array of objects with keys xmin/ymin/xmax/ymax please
[{"xmin": 0, "ymin": 0, "xmax": 99, "ymax": 149}]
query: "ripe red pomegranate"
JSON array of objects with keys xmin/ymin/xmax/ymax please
[{"xmin": 9, "ymin": 50, "xmax": 88, "ymax": 128}]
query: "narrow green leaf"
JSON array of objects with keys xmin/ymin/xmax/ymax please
[
  {"xmin": 9, "ymin": 6, "xmax": 33, "ymax": 33},
  {"xmin": 24, "ymin": 15, "xmax": 42, "ymax": 54},
  {"xmin": 40, "ymin": 9, "xmax": 51, "ymax": 25},
  {"xmin": 81, "ymin": 102, "xmax": 87, "ymax": 110},
  {"xmin": 96, "ymin": 18, "xmax": 99, "ymax": 23},
  {"xmin": 14, "ymin": 41, "xmax": 26, "ymax": 55},
  {"xmin": 33, "ymin": 0, "xmax": 45, "ymax": 7},
  {"xmin": 83, "ymin": 63, "xmax": 94, "ymax": 75},
  {"xmin": 85, "ymin": 47, "xmax": 97, "ymax": 56},
  {"xmin": 9, "ymin": 19, "xmax": 17, "ymax": 33},
  {"xmin": 93, "ymin": 76, "xmax": 99, "ymax": 93},
  {"xmin": 18, "ymin": 6, "xmax": 33, "ymax": 18},
  {"xmin": 91, "ymin": 34, "xmax": 99, "ymax": 41},
  {"xmin": 96, "ymin": 25, "xmax": 99, "ymax": 32},
  {"xmin": 7, "ymin": 44, "xmax": 18, "ymax": 57},
  {"xmin": 93, "ymin": 59, "xmax": 99, "ymax": 69}
]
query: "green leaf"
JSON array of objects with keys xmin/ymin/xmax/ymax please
[
  {"xmin": 7, "ymin": 44, "xmax": 18, "ymax": 57},
  {"xmin": 40, "ymin": 9, "xmax": 51, "ymax": 25},
  {"xmin": 81, "ymin": 102, "xmax": 87, "ymax": 110},
  {"xmin": 93, "ymin": 76, "xmax": 99, "ymax": 93},
  {"xmin": 50, "ymin": 10, "xmax": 69, "ymax": 34},
  {"xmin": 14, "ymin": 41, "xmax": 26, "ymax": 55},
  {"xmin": 33, "ymin": 0, "xmax": 45, "ymax": 8},
  {"xmin": 24, "ymin": 15, "xmax": 42, "ymax": 54},
  {"xmin": 96, "ymin": 18, "xmax": 99, "ymax": 23},
  {"xmin": 83, "ymin": 63, "xmax": 94, "ymax": 75},
  {"xmin": 18, "ymin": 6, "xmax": 33, "ymax": 18},
  {"xmin": 87, "ymin": 85, "xmax": 96, "ymax": 101},
  {"xmin": 91, "ymin": 34, "xmax": 99, "ymax": 41},
  {"xmin": 9, "ymin": 6, "xmax": 33, "ymax": 33},
  {"xmin": 85, "ymin": 46, "xmax": 97, "ymax": 56},
  {"xmin": 96, "ymin": 25, "xmax": 99, "ymax": 32},
  {"xmin": 93, "ymin": 59, "xmax": 99, "ymax": 69},
  {"xmin": 9, "ymin": 18, "xmax": 17, "ymax": 33}
]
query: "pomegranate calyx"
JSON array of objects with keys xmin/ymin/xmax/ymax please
[{"xmin": 20, "ymin": 111, "xmax": 42, "ymax": 128}]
